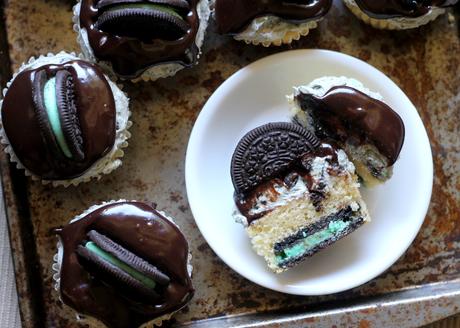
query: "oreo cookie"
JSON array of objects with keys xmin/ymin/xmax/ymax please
[
  {"xmin": 231, "ymin": 122, "xmax": 320, "ymax": 194},
  {"xmin": 32, "ymin": 70, "xmax": 63, "ymax": 159},
  {"xmin": 87, "ymin": 230, "xmax": 170, "ymax": 285},
  {"xmin": 31, "ymin": 69, "xmax": 85, "ymax": 162},
  {"xmin": 56, "ymin": 70, "xmax": 85, "ymax": 161},
  {"xmin": 77, "ymin": 230, "xmax": 170, "ymax": 301},
  {"xmin": 95, "ymin": 3, "xmax": 190, "ymax": 42}
]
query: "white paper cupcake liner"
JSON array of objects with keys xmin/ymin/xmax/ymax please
[
  {"xmin": 73, "ymin": 0, "xmax": 211, "ymax": 82},
  {"xmin": 208, "ymin": 0, "xmax": 322, "ymax": 47},
  {"xmin": 234, "ymin": 16, "xmax": 321, "ymax": 47},
  {"xmin": 53, "ymin": 199, "xmax": 194, "ymax": 328},
  {"xmin": 0, "ymin": 51, "xmax": 131, "ymax": 187},
  {"xmin": 343, "ymin": 0, "xmax": 446, "ymax": 30}
]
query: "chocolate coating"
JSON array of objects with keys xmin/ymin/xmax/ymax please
[
  {"xmin": 56, "ymin": 201, "xmax": 193, "ymax": 328},
  {"xmin": 296, "ymin": 86, "xmax": 405, "ymax": 165},
  {"xmin": 1, "ymin": 60, "xmax": 116, "ymax": 180},
  {"xmin": 215, "ymin": 0, "xmax": 332, "ymax": 34},
  {"xmin": 354, "ymin": 0, "xmax": 458, "ymax": 18},
  {"xmin": 79, "ymin": 0, "xmax": 201, "ymax": 78},
  {"xmin": 236, "ymin": 142, "xmax": 340, "ymax": 225}
]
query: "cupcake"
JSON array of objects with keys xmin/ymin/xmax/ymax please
[
  {"xmin": 53, "ymin": 200, "xmax": 194, "ymax": 328},
  {"xmin": 343, "ymin": 0, "xmax": 458, "ymax": 30},
  {"xmin": 289, "ymin": 76, "xmax": 405, "ymax": 187},
  {"xmin": 231, "ymin": 123, "xmax": 370, "ymax": 273},
  {"xmin": 74, "ymin": 0, "xmax": 211, "ymax": 81},
  {"xmin": 0, "ymin": 52, "xmax": 131, "ymax": 187},
  {"xmin": 214, "ymin": 0, "xmax": 333, "ymax": 47}
]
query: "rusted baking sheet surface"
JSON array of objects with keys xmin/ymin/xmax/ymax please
[{"xmin": 0, "ymin": 0, "xmax": 459, "ymax": 327}]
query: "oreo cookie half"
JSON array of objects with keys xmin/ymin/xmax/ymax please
[
  {"xmin": 56, "ymin": 70, "xmax": 85, "ymax": 162},
  {"xmin": 95, "ymin": 2, "xmax": 190, "ymax": 42},
  {"xmin": 32, "ymin": 70, "xmax": 63, "ymax": 159},
  {"xmin": 231, "ymin": 122, "xmax": 320, "ymax": 194},
  {"xmin": 32, "ymin": 69, "xmax": 85, "ymax": 162},
  {"xmin": 76, "ymin": 230, "xmax": 170, "ymax": 301}
]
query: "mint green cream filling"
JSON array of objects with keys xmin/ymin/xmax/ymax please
[
  {"xmin": 109, "ymin": 4, "xmax": 182, "ymax": 19},
  {"xmin": 85, "ymin": 241, "xmax": 156, "ymax": 290},
  {"xmin": 43, "ymin": 78, "xmax": 72, "ymax": 158},
  {"xmin": 275, "ymin": 220, "xmax": 351, "ymax": 264}
]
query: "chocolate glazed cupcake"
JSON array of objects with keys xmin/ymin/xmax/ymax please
[
  {"xmin": 0, "ymin": 52, "xmax": 131, "ymax": 187},
  {"xmin": 343, "ymin": 0, "xmax": 458, "ymax": 29},
  {"xmin": 214, "ymin": 0, "xmax": 332, "ymax": 46},
  {"xmin": 289, "ymin": 76, "xmax": 405, "ymax": 186},
  {"xmin": 53, "ymin": 200, "xmax": 194, "ymax": 328},
  {"xmin": 73, "ymin": 0, "xmax": 211, "ymax": 81}
]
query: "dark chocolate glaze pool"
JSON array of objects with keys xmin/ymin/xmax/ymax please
[
  {"xmin": 296, "ymin": 86, "xmax": 405, "ymax": 166},
  {"xmin": 56, "ymin": 201, "xmax": 194, "ymax": 328},
  {"xmin": 215, "ymin": 0, "xmax": 332, "ymax": 34},
  {"xmin": 1, "ymin": 60, "xmax": 116, "ymax": 180},
  {"xmin": 79, "ymin": 0, "xmax": 201, "ymax": 78},
  {"xmin": 354, "ymin": 0, "xmax": 458, "ymax": 18}
]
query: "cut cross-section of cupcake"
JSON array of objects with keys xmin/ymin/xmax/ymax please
[
  {"xmin": 95, "ymin": 0, "xmax": 191, "ymax": 42},
  {"xmin": 231, "ymin": 123, "xmax": 370, "ymax": 273},
  {"xmin": 290, "ymin": 76, "xmax": 405, "ymax": 186}
]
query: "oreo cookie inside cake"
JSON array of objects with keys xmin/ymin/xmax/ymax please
[{"xmin": 231, "ymin": 122, "xmax": 370, "ymax": 273}]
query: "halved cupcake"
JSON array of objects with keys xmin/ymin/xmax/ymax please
[
  {"xmin": 231, "ymin": 122, "xmax": 370, "ymax": 273},
  {"xmin": 290, "ymin": 76, "xmax": 405, "ymax": 187}
]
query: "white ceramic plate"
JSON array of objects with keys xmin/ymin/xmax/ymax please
[{"xmin": 185, "ymin": 49, "xmax": 433, "ymax": 295}]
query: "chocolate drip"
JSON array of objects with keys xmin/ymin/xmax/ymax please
[
  {"xmin": 1, "ymin": 60, "xmax": 116, "ymax": 180},
  {"xmin": 215, "ymin": 0, "xmax": 332, "ymax": 34},
  {"xmin": 354, "ymin": 0, "xmax": 458, "ymax": 19},
  {"xmin": 79, "ymin": 0, "xmax": 201, "ymax": 78},
  {"xmin": 57, "ymin": 201, "xmax": 194, "ymax": 328},
  {"xmin": 235, "ymin": 143, "xmax": 341, "ymax": 225},
  {"xmin": 296, "ymin": 86, "xmax": 405, "ymax": 165}
]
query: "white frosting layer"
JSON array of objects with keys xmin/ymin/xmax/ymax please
[{"xmin": 232, "ymin": 149, "xmax": 356, "ymax": 227}]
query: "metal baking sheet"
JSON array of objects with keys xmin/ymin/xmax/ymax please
[{"xmin": 0, "ymin": 0, "xmax": 459, "ymax": 327}]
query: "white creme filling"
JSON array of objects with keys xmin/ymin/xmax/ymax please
[{"xmin": 233, "ymin": 149, "xmax": 356, "ymax": 226}]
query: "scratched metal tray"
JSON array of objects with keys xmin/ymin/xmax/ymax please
[{"xmin": 0, "ymin": 0, "xmax": 459, "ymax": 327}]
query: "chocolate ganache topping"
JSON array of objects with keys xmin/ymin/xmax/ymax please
[
  {"xmin": 296, "ymin": 86, "xmax": 405, "ymax": 165},
  {"xmin": 1, "ymin": 60, "xmax": 116, "ymax": 180},
  {"xmin": 56, "ymin": 201, "xmax": 193, "ymax": 328},
  {"xmin": 79, "ymin": 0, "xmax": 201, "ymax": 78},
  {"xmin": 215, "ymin": 0, "xmax": 333, "ymax": 34},
  {"xmin": 235, "ymin": 142, "xmax": 342, "ymax": 225},
  {"xmin": 354, "ymin": 0, "xmax": 458, "ymax": 18}
]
